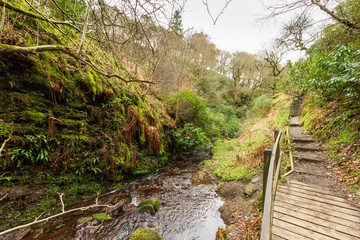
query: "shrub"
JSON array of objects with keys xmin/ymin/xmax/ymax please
[
  {"xmin": 168, "ymin": 90, "xmax": 208, "ymax": 127},
  {"xmin": 171, "ymin": 123, "xmax": 210, "ymax": 151}
]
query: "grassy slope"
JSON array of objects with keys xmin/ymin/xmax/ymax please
[{"xmin": 206, "ymin": 93, "xmax": 292, "ymax": 181}]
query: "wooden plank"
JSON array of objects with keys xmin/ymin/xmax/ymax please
[
  {"xmin": 275, "ymin": 200, "xmax": 360, "ymax": 226},
  {"xmin": 274, "ymin": 205, "xmax": 360, "ymax": 238},
  {"xmin": 272, "ymin": 234, "xmax": 287, "ymax": 240},
  {"xmin": 277, "ymin": 187, "xmax": 359, "ymax": 211},
  {"xmin": 272, "ymin": 225, "xmax": 310, "ymax": 240},
  {"xmin": 282, "ymin": 183, "xmax": 343, "ymax": 200},
  {"xmin": 278, "ymin": 184, "xmax": 355, "ymax": 206},
  {"xmin": 276, "ymin": 192, "xmax": 360, "ymax": 220},
  {"xmin": 284, "ymin": 183, "xmax": 352, "ymax": 204},
  {"xmin": 287, "ymin": 181, "xmax": 337, "ymax": 195},
  {"xmin": 275, "ymin": 197, "xmax": 360, "ymax": 223},
  {"xmin": 273, "ymin": 218, "xmax": 335, "ymax": 240},
  {"xmin": 274, "ymin": 211, "xmax": 359, "ymax": 240}
]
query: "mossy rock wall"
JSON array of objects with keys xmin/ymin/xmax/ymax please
[{"xmin": 0, "ymin": 10, "xmax": 173, "ymax": 180}]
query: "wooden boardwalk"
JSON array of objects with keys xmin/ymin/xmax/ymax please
[
  {"xmin": 271, "ymin": 97, "xmax": 360, "ymax": 240},
  {"xmin": 272, "ymin": 180, "xmax": 360, "ymax": 240}
]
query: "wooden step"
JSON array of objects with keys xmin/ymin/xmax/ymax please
[
  {"xmin": 295, "ymin": 146, "xmax": 322, "ymax": 151},
  {"xmin": 294, "ymin": 154, "xmax": 324, "ymax": 163},
  {"xmin": 292, "ymin": 138, "xmax": 315, "ymax": 143}
]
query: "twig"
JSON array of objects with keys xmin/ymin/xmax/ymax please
[
  {"xmin": 34, "ymin": 212, "xmax": 44, "ymax": 221},
  {"xmin": 0, "ymin": 123, "xmax": 12, "ymax": 157},
  {"xmin": 58, "ymin": 192, "xmax": 65, "ymax": 213},
  {"xmin": 0, "ymin": 193, "xmax": 7, "ymax": 202},
  {"xmin": 201, "ymin": 0, "xmax": 233, "ymax": 25},
  {"xmin": 0, "ymin": 2, "xmax": 6, "ymax": 42}
]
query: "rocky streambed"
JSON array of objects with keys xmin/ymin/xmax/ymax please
[{"xmin": 2, "ymin": 149, "xmax": 225, "ymax": 240}]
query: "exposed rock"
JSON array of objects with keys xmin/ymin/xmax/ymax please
[
  {"xmin": 251, "ymin": 176, "xmax": 260, "ymax": 183},
  {"xmin": 243, "ymin": 183, "xmax": 256, "ymax": 197},
  {"xmin": 129, "ymin": 228, "xmax": 162, "ymax": 240},
  {"xmin": 138, "ymin": 198, "xmax": 161, "ymax": 216},
  {"xmin": 191, "ymin": 170, "xmax": 212, "ymax": 185}
]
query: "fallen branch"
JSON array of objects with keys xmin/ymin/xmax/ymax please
[
  {"xmin": 0, "ymin": 43, "xmax": 154, "ymax": 84},
  {"xmin": 0, "ymin": 195, "xmax": 122, "ymax": 236}
]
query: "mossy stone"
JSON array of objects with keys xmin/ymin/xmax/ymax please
[
  {"xmin": 129, "ymin": 228, "xmax": 162, "ymax": 240},
  {"xmin": 138, "ymin": 198, "xmax": 161, "ymax": 216},
  {"xmin": 77, "ymin": 216, "xmax": 93, "ymax": 225},
  {"xmin": 92, "ymin": 213, "xmax": 111, "ymax": 222},
  {"xmin": 243, "ymin": 183, "xmax": 256, "ymax": 197}
]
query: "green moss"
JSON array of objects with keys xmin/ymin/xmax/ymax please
[
  {"xmin": 138, "ymin": 198, "xmax": 161, "ymax": 216},
  {"xmin": 84, "ymin": 70, "xmax": 104, "ymax": 96},
  {"xmin": 20, "ymin": 110, "xmax": 46, "ymax": 125},
  {"xmin": 129, "ymin": 228, "xmax": 162, "ymax": 240},
  {"xmin": 92, "ymin": 213, "xmax": 111, "ymax": 222}
]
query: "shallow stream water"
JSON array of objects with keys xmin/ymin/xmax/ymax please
[{"xmin": 18, "ymin": 149, "xmax": 225, "ymax": 240}]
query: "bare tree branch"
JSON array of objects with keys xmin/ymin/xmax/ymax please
[
  {"xmin": 201, "ymin": 0, "xmax": 233, "ymax": 25},
  {"xmin": 51, "ymin": 0, "xmax": 77, "ymax": 24},
  {"xmin": 0, "ymin": 0, "xmax": 82, "ymax": 32},
  {"xmin": 311, "ymin": 0, "xmax": 360, "ymax": 29}
]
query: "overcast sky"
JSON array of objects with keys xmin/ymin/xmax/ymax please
[{"xmin": 182, "ymin": 0, "xmax": 305, "ymax": 60}]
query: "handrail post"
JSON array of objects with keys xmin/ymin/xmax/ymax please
[
  {"xmin": 274, "ymin": 130, "xmax": 279, "ymax": 142},
  {"xmin": 262, "ymin": 149, "xmax": 272, "ymax": 203},
  {"xmin": 260, "ymin": 131, "xmax": 282, "ymax": 240}
]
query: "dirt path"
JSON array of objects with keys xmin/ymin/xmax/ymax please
[{"xmin": 287, "ymin": 97, "xmax": 358, "ymax": 207}]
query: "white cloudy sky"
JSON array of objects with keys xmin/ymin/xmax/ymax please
[{"xmin": 181, "ymin": 0, "xmax": 306, "ymax": 60}]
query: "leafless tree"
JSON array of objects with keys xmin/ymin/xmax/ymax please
[
  {"xmin": 275, "ymin": 13, "xmax": 317, "ymax": 51},
  {"xmin": 258, "ymin": 44, "xmax": 287, "ymax": 94},
  {"xmin": 263, "ymin": 0, "xmax": 360, "ymax": 30}
]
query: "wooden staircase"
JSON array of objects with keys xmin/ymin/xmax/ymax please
[{"xmin": 271, "ymin": 97, "xmax": 360, "ymax": 240}]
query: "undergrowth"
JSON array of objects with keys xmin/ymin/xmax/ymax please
[
  {"xmin": 207, "ymin": 93, "xmax": 292, "ymax": 181},
  {"xmin": 301, "ymin": 96, "xmax": 360, "ymax": 198}
]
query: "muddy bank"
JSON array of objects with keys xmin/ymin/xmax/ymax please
[{"xmin": 216, "ymin": 174, "xmax": 263, "ymax": 239}]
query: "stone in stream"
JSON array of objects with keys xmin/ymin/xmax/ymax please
[
  {"xmin": 92, "ymin": 213, "xmax": 112, "ymax": 222},
  {"xmin": 129, "ymin": 228, "xmax": 162, "ymax": 240},
  {"xmin": 138, "ymin": 198, "xmax": 161, "ymax": 216}
]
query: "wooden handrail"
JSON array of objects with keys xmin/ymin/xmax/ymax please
[{"xmin": 260, "ymin": 131, "xmax": 282, "ymax": 240}]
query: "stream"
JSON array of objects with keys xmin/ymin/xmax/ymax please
[{"xmin": 19, "ymin": 148, "xmax": 225, "ymax": 240}]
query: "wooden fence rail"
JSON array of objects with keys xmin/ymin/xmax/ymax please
[{"xmin": 260, "ymin": 131, "xmax": 282, "ymax": 240}]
